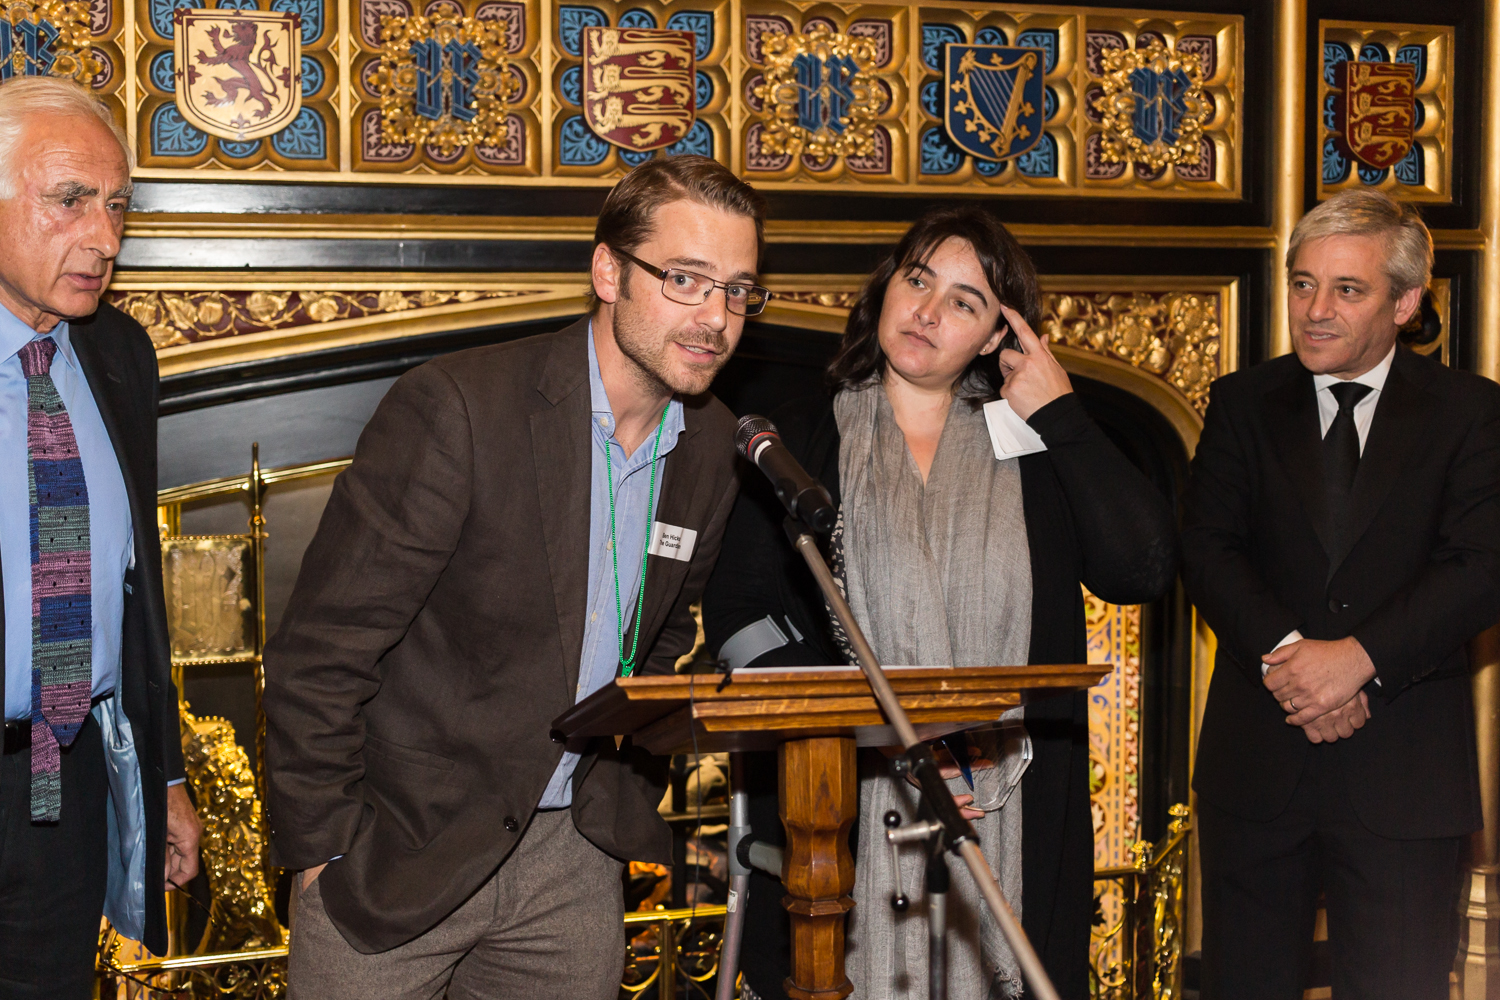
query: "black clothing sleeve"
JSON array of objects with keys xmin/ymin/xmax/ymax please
[{"xmin": 1026, "ymin": 393, "xmax": 1179, "ymax": 606}]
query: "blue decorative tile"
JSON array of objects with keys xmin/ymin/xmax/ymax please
[
  {"xmin": 666, "ymin": 11, "xmax": 713, "ymax": 61},
  {"xmin": 920, "ymin": 78, "xmax": 941, "ymax": 117},
  {"xmin": 1394, "ymin": 143, "xmax": 1424, "ymax": 186},
  {"xmin": 150, "ymin": 104, "xmax": 207, "ymax": 156},
  {"xmin": 921, "ymin": 23, "xmax": 963, "ymax": 73},
  {"xmin": 560, "ymin": 64, "xmax": 582, "ymax": 105},
  {"xmin": 667, "ymin": 119, "xmax": 712, "ymax": 157},
  {"xmin": 1357, "ymin": 161, "xmax": 1388, "ymax": 186},
  {"xmin": 1323, "ymin": 91, "xmax": 1338, "ymax": 130},
  {"xmin": 974, "ymin": 156, "xmax": 1003, "ymax": 177},
  {"xmin": 218, "ymin": 139, "xmax": 262, "ymax": 158},
  {"xmin": 618, "ymin": 8, "xmax": 655, "ymax": 29},
  {"xmin": 695, "ymin": 70, "xmax": 711, "ymax": 110},
  {"xmin": 1016, "ymin": 132, "xmax": 1057, "ymax": 177},
  {"xmin": 1043, "ymin": 86, "xmax": 1057, "ymax": 121},
  {"xmin": 1322, "ymin": 136, "xmax": 1350, "ymax": 184},
  {"xmin": 1323, "ymin": 41, "xmax": 1352, "ymax": 86},
  {"xmin": 619, "ymin": 149, "xmax": 654, "ymax": 167},
  {"xmin": 919, "ymin": 126, "xmax": 962, "ymax": 175},
  {"xmin": 300, "ymin": 55, "xmax": 323, "ymax": 97},
  {"xmin": 974, "ymin": 26, "xmax": 1005, "ymax": 46},
  {"xmin": 559, "ymin": 6, "xmax": 607, "ymax": 57},
  {"xmin": 268, "ymin": 0, "xmax": 322, "ymax": 43},
  {"xmin": 149, "ymin": 0, "xmax": 192, "ymax": 38},
  {"xmin": 559, "ymin": 114, "xmax": 608, "ymax": 164},
  {"xmin": 1359, "ymin": 42, "xmax": 1389, "ymax": 63},
  {"xmin": 1015, "ymin": 28, "xmax": 1057, "ymax": 73},
  {"xmin": 1395, "ymin": 44, "xmax": 1427, "ymax": 86},
  {"xmin": 149, "ymin": 51, "xmax": 174, "ymax": 92},
  {"xmin": 271, "ymin": 107, "xmax": 326, "ymax": 159}
]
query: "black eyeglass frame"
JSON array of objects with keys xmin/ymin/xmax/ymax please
[{"xmin": 612, "ymin": 248, "xmax": 772, "ymax": 317}]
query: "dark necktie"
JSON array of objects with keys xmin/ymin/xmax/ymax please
[
  {"xmin": 1323, "ymin": 380, "xmax": 1373, "ymax": 516},
  {"xmin": 20, "ymin": 337, "xmax": 93, "ymax": 823}
]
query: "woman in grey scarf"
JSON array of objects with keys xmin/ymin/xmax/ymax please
[{"xmin": 704, "ymin": 207, "xmax": 1177, "ymax": 1000}]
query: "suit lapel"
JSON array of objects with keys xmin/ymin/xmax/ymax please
[
  {"xmin": 1263, "ymin": 367, "xmax": 1335, "ymax": 557},
  {"xmin": 69, "ymin": 317, "xmax": 143, "ymax": 520},
  {"xmin": 530, "ymin": 323, "xmax": 591, "ymax": 695},
  {"xmin": 1332, "ymin": 349, "xmax": 1436, "ymax": 570}
]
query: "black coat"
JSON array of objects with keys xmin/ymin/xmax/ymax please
[
  {"xmin": 0, "ymin": 304, "xmax": 185, "ymax": 954},
  {"xmin": 1183, "ymin": 347, "xmax": 1500, "ymax": 838},
  {"xmin": 702, "ymin": 390, "xmax": 1177, "ymax": 999}
]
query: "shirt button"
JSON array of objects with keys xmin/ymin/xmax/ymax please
[
  {"xmin": 591, "ymin": 612, "xmax": 598, "ymax": 622},
  {"xmin": 504, "ymin": 816, "xmax": 519, "ymax": 832},
  {"xmin": 606, "ymin": 539, "xmax": 612, "ymax": 551},
  {"xmin": 598, "ymin": 417, "xmax": 608, "ymax": 427}
]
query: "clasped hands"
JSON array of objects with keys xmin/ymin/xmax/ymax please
[{"xmin": 1262, "ymin": 636, "xmax": 1378, "ymax": 744}]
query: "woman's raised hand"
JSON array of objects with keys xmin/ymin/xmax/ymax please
[{"xmin": 997, "ymin": 303, "xmax": 1073, "ymax": 420}]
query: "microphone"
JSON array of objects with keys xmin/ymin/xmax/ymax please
[{"xmin": 735, "ymin": 415, "xmax": 837, "ymax": 533}]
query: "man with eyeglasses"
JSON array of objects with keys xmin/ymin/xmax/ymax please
[{"xmin": 263, "ymin": 155, "xmax": 767, "ymax": 999}]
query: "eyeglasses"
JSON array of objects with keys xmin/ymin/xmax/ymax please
[{"xmin": 613, "ymin": 248, "xmax": 772, "ymax": 317}]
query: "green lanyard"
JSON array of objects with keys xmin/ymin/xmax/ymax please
[{"xmin": 606, "ymin": 402, "xmax": 670, "ymax": 677}]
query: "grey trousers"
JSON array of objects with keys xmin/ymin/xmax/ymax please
[{"xmin": 288, "ymin": 809, "xmax": 626, "ymax": 1000}]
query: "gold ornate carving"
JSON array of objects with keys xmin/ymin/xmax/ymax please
[
  {"xmin": 179, "ymin": 702, "xmax": 286, "ymax": 958},
  {"xmin": 162, "ymin": 535, "xmax": 256, "ymax": 664},
  {"xmin": 1039, "ymin": 290, "xmax": 1223, "ymax": 414},
  {"xmin": 773, "ymin": 289, "xmax": 862, "ymax": 309},
  {"xmin": 374, "ymin": 13, "xmax": 522, "ymax": 153},
  {"xmin": 753, "ymin": 24, "xmax": 881, "ymax": 160},
  {"xmin": 3, "ymin": 0, "xmax": 100, "ymax": 82},
  {"xmin": 108, "ymin": 286, "xmax": 542, "ymax": 349},
  {"xmin": 1092, "ymin": 40, "xmax": 1210, "ymax": 169},
  {"xmin": 1092, "ymin": 805, "xmax": 1191, "ymax": 999}
]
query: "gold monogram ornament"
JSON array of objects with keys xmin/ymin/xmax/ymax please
[
  {"xmin": 374, "ymin": 13, "xmax": 521, "ymax": 155},
  {"xmin": 1, "ymin": 0, "xmax": 99, "ymax": 83},
  {"xmin": 753, "ymin": 24, "xmax": 880, "ymax": 160},
  {"xmin": 1092, "ymin": 40, "xmax": 1210, "ymax": 170}
]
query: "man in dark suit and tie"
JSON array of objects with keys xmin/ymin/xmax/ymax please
[
  {"xmin": 1183, "ymin": 188, "xmax": 1500, "ymax": 998},
  {"xmin": 0, "ymin": 77, "xmax": 200, "ymax": 997},
  {"xmin": 263, "ymin": 156, "xmax": 765, "ymax": 998}
]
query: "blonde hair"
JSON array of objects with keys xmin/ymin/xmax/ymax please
[
  {"xmin": 1286, "ymin": 189, "xmax": 1433, "ymax": 298},
  {"xmin": 0, "ymin": 76, "xmax": 134, "ymax": 198}
]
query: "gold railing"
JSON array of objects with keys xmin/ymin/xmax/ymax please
[{"xmin": 1090, "ymin": 804, "xmax": 1192, "ymax": 1000}]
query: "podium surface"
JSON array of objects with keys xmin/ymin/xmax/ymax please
[{"xmin": 552, "ymin": 664, "xmax": 1108, "ymax": 1000}]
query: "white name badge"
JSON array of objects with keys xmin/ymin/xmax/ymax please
[
  {"xmin": 647, "ymin": 521, "xmax": 698, "ymax": 562},
  {"xmin": 982, "ymin": 399, "xmax": 1048, "ymax": 460}
]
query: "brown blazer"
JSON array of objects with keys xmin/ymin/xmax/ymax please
[{"xmin": 263, "ymin": 321, "xmax": 741, "ymax": 953}]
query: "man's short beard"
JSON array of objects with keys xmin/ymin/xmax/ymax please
[{"xmin": 611, "ymin": 277, "xmax": 730, "ymax": 397}]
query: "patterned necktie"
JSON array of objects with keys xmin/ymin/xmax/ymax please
[{"xmin": 21, "ymin": 337, "xmax": 93, "ymax": 823}]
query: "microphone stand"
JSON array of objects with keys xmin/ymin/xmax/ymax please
[{"xmin": 781, "ymin": 517, "xmax": 1063, "ymax": 1000}]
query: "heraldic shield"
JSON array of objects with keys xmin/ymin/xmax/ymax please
[
  {"xmin": 174, "ymin": 8, "xmax": 302, "ymax": 142},
  {"xmin": 944, "ymin": 44, "xmax": 1045, "ymax": 162},
  {"xmin": 582, "ymin": 27, "xmax": 695, "ymax": 151},
  {"xmin": 1335, "ymin": 60, "xmax": 1416, "ymax": 170}
]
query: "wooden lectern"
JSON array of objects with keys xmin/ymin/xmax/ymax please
[{"xmin": 553, "ymin": 663, "xmax": 1107, "ymax": 1000}]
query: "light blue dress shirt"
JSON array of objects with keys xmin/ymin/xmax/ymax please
[
  {"xmin": 1, "ymin": 304, "xmax": 133, "ymax": 722},
  {"xmin": 536, "ymin": 326, "xmax": 684, "ymax": 809}
]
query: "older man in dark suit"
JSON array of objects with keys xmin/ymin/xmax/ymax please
[
  {"xmin": 264, "ymin": 155, "xmax": 765, "ymax": 998},
  {"xmin": 0, "ymin": 77, "xmax": 200, "ymax": 998},
  {"xmin": 1183, "ymin": 189, "xmax": 1500, "ymax": 999}
]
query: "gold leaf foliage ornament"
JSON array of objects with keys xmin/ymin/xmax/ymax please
[
  {"xmin": 374, "ymin": 13, "xmax": 521, "ymax": 155},
  {"xmin": 1, "ymin": 0, "xmax": 100, "ymax": 83},
  {"xmin": 1092, "ymin": 40, "xmax": 1210, "ymax": 170},
  {"xmin": 753, "ymin": 25, "xmax": 880, "ymax": 160}
]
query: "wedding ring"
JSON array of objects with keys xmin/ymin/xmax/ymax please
[{"xmin": 1290, "ymin": 698, "xmax": 1298, "ymax": 711}]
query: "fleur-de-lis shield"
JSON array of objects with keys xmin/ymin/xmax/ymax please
[
  {"xmin": 174, "ymin": 9, "xmax": 301, "ymax": 141},
  {"xmin": 944, "ymin": 44, "xmax": 1044, "ymax": 161}
]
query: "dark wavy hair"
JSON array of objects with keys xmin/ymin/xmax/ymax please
[{"xmin": 827, "ymin": 206, "xmax": 1041, "ymax": 401}]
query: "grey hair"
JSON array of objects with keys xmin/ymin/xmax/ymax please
[
  {"xmin": 0, "ymin": 76, "xmax": 134, "ymax": 199},
  {"xmin": 1286, "ymin": 189, "xmax": 1433, "ymax": 298}
]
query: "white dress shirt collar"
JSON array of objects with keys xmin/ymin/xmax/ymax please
[{"xmin": 1312, "ymin": 343, "xmax": 1396, "ymax": 395}]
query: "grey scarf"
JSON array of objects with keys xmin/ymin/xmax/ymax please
[{"xmin": 833, "ymin": 384, "xmax": 1033, "ymax": 1000}]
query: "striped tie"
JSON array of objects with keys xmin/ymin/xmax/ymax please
[{"xmin": 20, "ymin": 337, "xmax": 92, "ymax": 823}]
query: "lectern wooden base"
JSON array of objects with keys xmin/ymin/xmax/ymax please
[{"xmin": 552, "ymin": 664, "xmax": 1106, "ymax": 997}]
